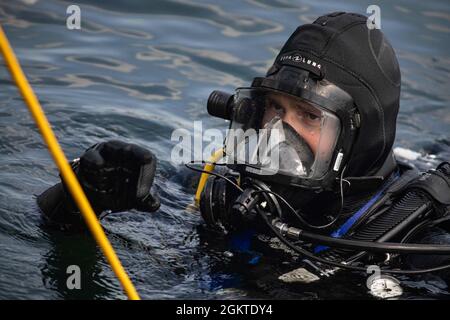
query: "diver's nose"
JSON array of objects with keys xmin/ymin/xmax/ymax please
[{"xmin": 283, "ymin": 109, "xmax": 299, "ymax": 130}]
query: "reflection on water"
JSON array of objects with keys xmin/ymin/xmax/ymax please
[{"xmin": 0, "ymin": 0, "xmax": 449, "ymax": 299}]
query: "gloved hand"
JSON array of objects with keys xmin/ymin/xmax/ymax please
[{"xmin": 64, "ymin": 140, "xmax": 160, "ymax": 214}]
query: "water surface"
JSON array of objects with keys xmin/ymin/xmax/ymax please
[{"xmin": 0, "ymin": 0, "xmax": 449, "ymax": 299}]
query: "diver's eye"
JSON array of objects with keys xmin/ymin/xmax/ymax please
[
  {"xmin": 296, "ymin": 108, "xmax": 322, "ymax": 128},
  {"xmin": 267, "ymin": 99, "xmax": 285, "ymax": 115},
  {"xmin": 306, "ymin": 112, "xmax": 320, "ymax": 121}
]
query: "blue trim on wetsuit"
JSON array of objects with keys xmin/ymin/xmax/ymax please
[{"xmin": 314, "ymin": 171, "xmax": 400, "ymax": 254}]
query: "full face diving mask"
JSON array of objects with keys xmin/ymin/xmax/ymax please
[{"xmin": 207, "ymin": 69, "xmax": 359, "ymax": 192}]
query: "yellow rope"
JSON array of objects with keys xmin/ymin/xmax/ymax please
[
  {"xmin": 0, "ymin": 25, "xmax": 140, "ymax": 300},
  {"xmin": 194, "ymin": 148, "xmax": 224, "ymax": 206}
]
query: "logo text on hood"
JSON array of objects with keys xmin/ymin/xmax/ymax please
[{"xmin": 279, "ymin": 54, "xmax": 322, "ymax": 70}]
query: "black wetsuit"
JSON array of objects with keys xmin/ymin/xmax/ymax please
[{"xmin": 36, "ymin": 160, "xmax": 450, "ymax": 277}]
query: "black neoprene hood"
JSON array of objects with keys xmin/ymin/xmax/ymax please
[{"xmin": 264, "ymin": 12, "xmax": 401, "ymax": 178}]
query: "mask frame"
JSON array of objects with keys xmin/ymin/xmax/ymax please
[{"xmin": 225, "ymin": 71, "xmax": 359, "ymax": 192}]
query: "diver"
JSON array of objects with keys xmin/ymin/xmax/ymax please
[{"xmin": 36, "ymin": 12, "xmax": 450, "ymax": 280}]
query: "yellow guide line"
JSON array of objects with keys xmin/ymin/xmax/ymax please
[
  {"xmin": 0, "ymin": 25, "xmax": 140, "ymax": 300},
  {"xmin": 194, "ymin": 148, "xmax": 224, "ymax": 206}
]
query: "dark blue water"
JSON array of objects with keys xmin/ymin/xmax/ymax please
[{"xmin": 0, "ymin": 0, "xmax": 449, "ymax": 299}]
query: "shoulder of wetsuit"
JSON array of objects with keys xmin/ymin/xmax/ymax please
[
  {"xmin": 339, "ymin": 165, "xmax": 424, "ymax": 241},
  {"xmin": 384, "ymin": 163, "xmax": 420, "ymax": 196},
  {"xmin": 379, "ymin": 162, "xmax": 450, "ymax": 220},
  {"xmin": 321, "ymin": 163, "xmax": 450, "ymax": 263}
]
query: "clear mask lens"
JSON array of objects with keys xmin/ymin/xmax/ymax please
[{"xmin": 224, "ymin": 88, "xmax": 341, "ymax": 179}]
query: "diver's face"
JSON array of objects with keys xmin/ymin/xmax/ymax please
[{"xmin": 262, "ymin": 94, "xmax": 322, "ymax": 154}]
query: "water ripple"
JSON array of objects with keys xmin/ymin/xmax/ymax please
[{"xmin": 0, "ymin": 0, "xmax": 449, "ymax": 300}]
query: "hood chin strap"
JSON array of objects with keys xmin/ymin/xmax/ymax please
[{"xmin": 340, "ymin": 150, "xmax": 398, "ymax": 195}]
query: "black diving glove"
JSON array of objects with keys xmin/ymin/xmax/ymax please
[{"xmin": 38, "ymin": 140, "xmax": 160, "ymax": 228}]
